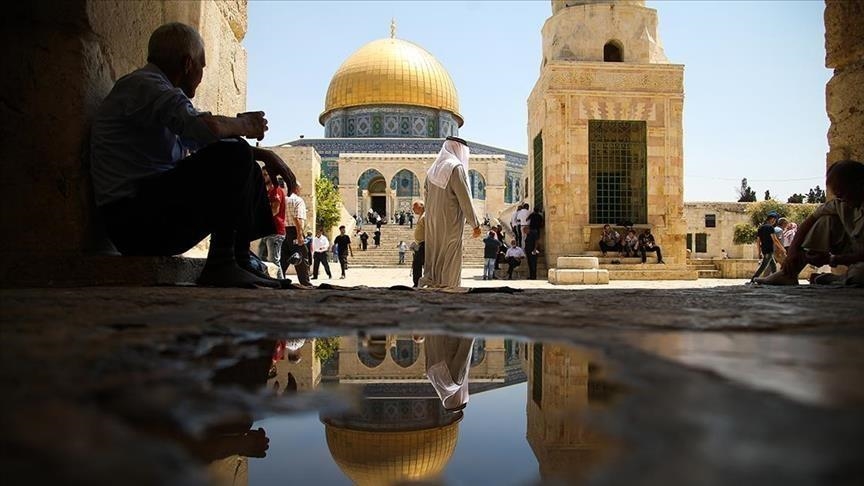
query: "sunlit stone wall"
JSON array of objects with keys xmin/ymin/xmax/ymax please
[
  {"xmin": 0, "ymin": 1, "xmax": 247, "ymax": 283},
  {"xmin": 824, "ymin": 0, "xmax": 864, "ymax": 172}
]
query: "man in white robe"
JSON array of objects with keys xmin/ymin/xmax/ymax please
[
  {"xmin": 420, "ymin": 137, "xmax": 481, "ymax": 288},
  {"xmin": 424, "ymin": 335, "xmax": 474, "ymax": 412}
]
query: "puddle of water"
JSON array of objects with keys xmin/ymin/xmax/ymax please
[
  {"xmin": 618, "ymin": 332, "xmax": 864, "ymax": 408},
  {"xmin": 198, "ymin": 335, "xmax": 620, "ymax": 486}
]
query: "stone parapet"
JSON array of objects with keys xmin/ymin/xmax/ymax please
[{"xmin": 548, "ymin": 269, "xmax": 610, "ymax": 285}]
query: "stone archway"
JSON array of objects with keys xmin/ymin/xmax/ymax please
[{"xmin": 357, "ymin": 169, "xmax": 387, "ymax": 220}]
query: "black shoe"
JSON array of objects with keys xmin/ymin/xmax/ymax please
[{"xmin": 288, "ymin": 252, "xmax": 302, "ymax": 265}]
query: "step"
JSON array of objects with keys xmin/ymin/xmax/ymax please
[
  {"xmin": 556, "ymin": 256, "xmax": 599, "ymax": 269},
  {"xmin": 548, "ymin": 268, "xmax": 610, "ymax": 285},
  {"xmin": 598, "ymin": 263, "xmax": 672, "ymax": 270},
  {"xmin": 606, "ymin": 268, "xmax": 699, "ymax": 280},
  {"xmin": 697, "ymin": 270, "xmax": 722, "ymax": 278}
]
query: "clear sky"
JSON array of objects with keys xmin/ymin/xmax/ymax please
[{"xmin": 245, "ymin": 0, "xmax": 831, "ymax": 202}]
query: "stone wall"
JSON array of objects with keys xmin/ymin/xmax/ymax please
[
  {"xmin": 824, "ymin": 0, "xmax": 864, "ymax": 170},
  {"xmin": 683, "ymin": 202, "xmax": 755, "ymax": 259},
  {"xmin": 0, "ymin": 1, "xmax": 247, "ymax": 285}
]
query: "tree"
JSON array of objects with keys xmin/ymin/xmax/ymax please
[
  {"xmin": 764, "ymin": 189, "xmax": 771, "ymax": 201},
  {"xmin": 787, "ymin": 193, "xmax": 805, "ymax": 203},
  {"xmin": 314, "ymin": 337, "xmax": 339, "ymax": 363},
  {"xmin": 733, "ymin": 223, "xmax": 757, "ymax": 245},
  {"xmin": 315, "ymin": 176, "xmax": 342, "ymax": 232},
  {"xmin": 807, "ymin": 185, "xmax": 826, "ymax": 204},
  {"xmin": 736, "ymin": 178, "xmax": 757, "ymax": 202}
]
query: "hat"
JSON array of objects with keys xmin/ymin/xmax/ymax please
[{"xmin": 766, "ymin": 211, "xmax": 780, "ymax": 219}]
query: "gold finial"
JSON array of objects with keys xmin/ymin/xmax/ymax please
[{"xmin": 390, "ymin": 18, "xmax": 396, "ymax": 38}]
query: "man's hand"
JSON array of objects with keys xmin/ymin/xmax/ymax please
[
  {"xmin": 472, "ymin": 226, "xmax": 482, "ymax": 238},
  {"xmin": 238, "ymin": 111, "xmax": 268, "ymax": 141},
  {"xmin": 253, "ymin": 148, "xmax": 291, "ymax": 188}
]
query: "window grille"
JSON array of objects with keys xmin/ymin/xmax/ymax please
[
  {"xmin": 589, "ymin": 120, "xmax": 647, "ymax": 224},
  {"xmin": 533, "ymin": 133, "xmax": 544, "ymax": 212}
]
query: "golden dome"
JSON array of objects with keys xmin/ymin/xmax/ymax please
[
  {"xmin": 321, "ymin": 38, "xmax": 462, "ymax": 125},
  {"xmin": 325, "ymin": 421, "xmax": 460, "ymax": 486}
]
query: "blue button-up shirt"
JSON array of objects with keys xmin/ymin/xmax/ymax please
[{"xmin": 90, "ymin": 64, "xmax": 217, "ymax": 206}]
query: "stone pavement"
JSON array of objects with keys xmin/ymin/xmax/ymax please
[{"xmin": 1, "ymin": 273, "xmax": 863, "ymax": 485}]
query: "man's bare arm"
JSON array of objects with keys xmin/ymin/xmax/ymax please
[{"xmin": 200, "ymin": 111, "xmax": 267, "ymax": 140}]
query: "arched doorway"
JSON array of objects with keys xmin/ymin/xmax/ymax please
[{"xmin": 358, "ymin": 169, "xmax": 387, "ymax": 220}]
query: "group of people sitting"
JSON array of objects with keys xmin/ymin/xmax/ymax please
[{"xmin": 598, "ymin": 225, "xmax": 665, "ymax": 264}]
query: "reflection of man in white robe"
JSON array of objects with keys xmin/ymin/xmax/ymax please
[
  {"xmin": 424, "ymin": 335, "xmax": 474, "ymax": 411},
  {"xmin": 420, "ymin": 137, "xmax": 481, "ymax": 288}
]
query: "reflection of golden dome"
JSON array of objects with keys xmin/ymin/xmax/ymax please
[
  {"xmin": 325, "ymin": 421, "xmax": 460, "ymax": 485},
  {"xmin": 321, "ymin": 38, "xmax": 462, "ymax": 125}
]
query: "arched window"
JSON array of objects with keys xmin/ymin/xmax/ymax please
[
  {"xmin": 604, "ymin": 41, "xmax": 623, "ymax": 62},
  {"xmin": 389, "ymin": 169, "xmax": 420, "ymax": 197},
  {"xmin": 468, "ymin": 170, "xmax": 486, "ymax": 200}
]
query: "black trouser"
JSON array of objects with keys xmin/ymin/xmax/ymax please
[
  {"xmin": 524, "ymin": 230, "xmax": 539, "ymax": 280},
  {"xmin": 338, "ymin": 253, "xmax": 349, "ymax": 276},
  {"xmin": 506, "ymin": 256, "xmax": 522, "ymax": 279},
  {"xmin": 750, "ymin": 252, "xmax": 776, "ymax": 280},
  {"xmin": 101, "ymin": 139, "xmax": 272, "ymax": 259},
  {"xmin": 600, "ymin": 241, "xmax": 622, "ymax": 254},
  {"xmin": 640, "ymin": 245, "xmax": 663, "ymax": 263},
  {"xmin": 513, "ymin": 224, "xmax": 522, "ymax": 246},
  {"xmin": 412, "ymin": 242, "xmax": 425, "ymax": 287},
  {"xmin": 282, "ymin": 226, "xmax": 311, "ymax": 284},
  {"xmin": 312, "ymin": 252, "xmax": 331, "ymax": 278}
]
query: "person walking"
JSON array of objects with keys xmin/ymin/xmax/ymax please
[
  {"xmin": 411, "ymin": 200, "xmax": 426, "ymax": 287},
  {"xmin": 397, "ymin": 240, "xmax": 408, "ymax": 265},
  {"xmin": 750, "ymin": 211, "xmax": 785, "ymax": 282},
  {"xmin": 260, "ymin": 168, "xmax": 286, "ymax": 278},
  {"xmin": 419, "ymin": 137, "xmax": 482, "ymax": 288},
  {"xmin": 282, "ymin": 182, "xmax": 312, "ymax": 285},
  {"xmin": 333, "ymin": 225, "xmax": 353, "ymax": 279},
  {"xmin": 310, "ymin": 228, "xmax": 332, "ymax": 280}
]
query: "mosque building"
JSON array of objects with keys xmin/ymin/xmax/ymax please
[{"xmin": 280, "ymin": 22, "xmax": 527, "ymax": 225}]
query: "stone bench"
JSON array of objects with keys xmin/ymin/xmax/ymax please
[{"xmin": 547, "ymin": 256, "xmax": 609, "ymax": 285}]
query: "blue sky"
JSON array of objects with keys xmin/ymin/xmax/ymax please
[{"xmin": 244, "ymin": 0, "xmax": 830, "ymax": 202}]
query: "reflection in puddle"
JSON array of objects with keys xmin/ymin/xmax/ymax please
[{"xmin": 203, "ymin": 335, "xmax": 620, "ymax": 486}]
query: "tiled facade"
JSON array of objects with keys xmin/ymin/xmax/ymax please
[{"xmin": 323, "ymin": 106, "xmax": 460, "ymax": 139}]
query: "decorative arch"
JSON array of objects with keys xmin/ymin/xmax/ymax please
[
  {"xmin": 357, "ymin": 168, "xmax": 385, "ymax": 196},
  {"xmin": 604, "ymin": 40, "xmax": 623, "ymax": 62},
  {"xmin": 389, "ymin": 337, "xmax": 421, "ymax": 368},
  {"xmin": 389, "ymin": 169, "xmax": 421, "ymax": 197},
  {"xmin": 468, "ymin": 169, "xmax": 486, "ymax": 200},
  {"xmin": 470, "ymin": 338, "xmax": 487, "ymax": 366},
  {"xmin": 357, "ymin": 336, "xmax": 387, "ymax": 368}
]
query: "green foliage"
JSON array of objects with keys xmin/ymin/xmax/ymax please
[
  {"xmin": 746, "ymin": 199, "xmax": 786, "ymax": 226},
  {"xmin": 315, "ymin": 177, "xmax": 342, "ymax": 232},
  {"xmin": 787, "ymin": 204, "xmax": 817, "ymax": 224},
  {"xmin": 787, "ymin": 193, "xmax": 805, "ymax": 204},
  {"xmin": 737, "ymin": 178, "xmax": 757, "ymax": 202},
  {"xmin": 807, "ymin": 185, "xmax": 826, "ymax": 204},
  {"xmin": 314, "ymin": 337, "xmax": 339, "ymax": 363},
  {"xmin": 733, "ymin": 223, "xmax": 758, "ymax": 245}
]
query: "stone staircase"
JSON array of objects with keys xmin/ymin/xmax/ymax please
[
  {"xmin": 349, "ymin": 223, "xmax": 486, "ymax": 268},
  {"xmin": 687, "ymin": 259, "xmax": 722, "ymax": 278},
  {"xmin": 574, "ymin": 251, "xmax": 698, "ymax": 280}
]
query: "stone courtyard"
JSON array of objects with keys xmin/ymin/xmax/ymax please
[{"xmin": 2, "ymin": 274, "xmax": 863, "ymax": 484}]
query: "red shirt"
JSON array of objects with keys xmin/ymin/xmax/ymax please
[{"xmin": 269, "ymin": 186, "xmax": 286, "ymax": 236}]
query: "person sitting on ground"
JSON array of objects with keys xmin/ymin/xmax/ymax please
[
  {"xmin": 638, "ymin": 228, "xmax": 665, "ymax": 264},
  {"xmin": 599, "ymin": 224, "xmax": 622, "ymax": 256},
  {"xmin": 621, "ymin": 228, "xmax": 639, "ymax": 258},
  {"xmin": 504, "ymin": 239, "xmax": 526, "ymax": 280},
  {"xmin": 90, "ymin": 22, "xmax": 293, "ymax": 288},
  {"xmin": 757, "ymin": 160, "xmax": 864, "ymax": 286},
  {"xmin": 749, "ymin": 211, "xmax": 784, "ymax": 282}
]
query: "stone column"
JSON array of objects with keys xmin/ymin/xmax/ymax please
[{"xmin": 824, "ymin": 0, "xmax": 864, "ymax": 177}]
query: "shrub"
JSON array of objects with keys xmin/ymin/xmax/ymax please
[
  {"xmin": 746, "ymin": 199, "xmax": 786, "ymax": 226},
  {"xmin": 733, "ymin": 223, "xmax": 757, "ymax": 245},
  {"xmin": 315, "ymin": 177, "xmax": 342, "ymax": 232},
  {"xmin": 314, "ymin": 337, "xmax": 339, "ymax": 363}
]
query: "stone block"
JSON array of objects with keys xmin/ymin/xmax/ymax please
[
  {"xmin": 825, "ymin": 0, "xmax": 864, "ymax": 69},
  {"xmin": 557, "ymin": 256, "xmax": 598, "ymax": 269},
  {"xmin": 582, "ymin": 269, "xmax": 599, "ymax": 284},
  {"xmin": 597, "ymin": 269, "xmax": 610, "ymax": 284}
]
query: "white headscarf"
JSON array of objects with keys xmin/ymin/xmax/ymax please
[{"xmin": 427, "ymin": 139, "xmax": 469, "ymax": 189}]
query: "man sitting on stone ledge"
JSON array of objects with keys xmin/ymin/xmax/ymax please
[
  {"xmin": 91, "ymin": 22, "xmax": 294, "ymax": 288},
  {"xmin": 756, "ymin": 160, "xmax": 864, "ymax": 287}
]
